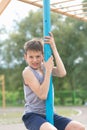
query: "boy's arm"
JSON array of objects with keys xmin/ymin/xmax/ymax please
[
  {"xmin": 52, "ymin": 45, "xmax": 66, "ymax": 77},
  {"xmin": 44, "ymin": 32, "xmax": 66, "ymax": 77},
  {"xmin": 22, "ymin": 56, "xmax": 53, "ymax": 100}
]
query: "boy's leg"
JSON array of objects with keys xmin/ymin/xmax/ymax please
[
  {"xmin": 22, "ymin": 113, "xmax": 57, "ymax": 130},
  {"xmin": 40, "ymin": 122, "xmax": 57, "ymax": 130},
  {"xmin": 65, "ymin": 121, "xmax": 85, "ymax": 130},
  {"xmin": 54, "ymin": 114, "xmax": 85, "ymax": 130},
  {"xmin": 54, "ymin": 114, "xmax": 72, "ymax": 130}
]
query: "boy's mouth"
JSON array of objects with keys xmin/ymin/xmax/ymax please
[{"xmin": 32, "ymin": 63, "xmax": 39, "ymax": 67}]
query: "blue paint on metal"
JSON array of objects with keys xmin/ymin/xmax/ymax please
[{"xmin": 43, "ymin": 0, "xmax": 54, "ymax": 124}]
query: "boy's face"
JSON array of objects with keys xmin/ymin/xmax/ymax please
[{"xmin": 24, "ymin": 50, "xmax": 44, "ymax": 69}]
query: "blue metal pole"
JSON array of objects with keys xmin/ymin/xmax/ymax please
[{"xmin": 43, "ymin": 0, "xmax": 54, "ymax": 124}]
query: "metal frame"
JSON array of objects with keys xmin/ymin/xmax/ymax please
[{"xmin": 43, "ymin": 0, "xmax": 54, "ymax": 124}]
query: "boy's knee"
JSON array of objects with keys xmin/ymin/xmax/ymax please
[
  {"xmin": 65, "ymin": 121, "xmax": 85, "ymax": 130},
  {"xmin": 40, "ymin": 122, "xmax": 57, "ymax": 130},
  {"xmin": 79, "ymin": 125, "xmax": 85, "ymax": 130}
]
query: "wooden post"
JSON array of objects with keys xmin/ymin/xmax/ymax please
[
  {"xmin": 0, "ymin": 0, "xmax": 11, "ymax": 15},
  {"xmin": 0, "ymin": 75, "xmax": 6, "ymax": 108}
]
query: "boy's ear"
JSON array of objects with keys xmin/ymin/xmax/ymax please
[{"xmin": 42, "ymin": 55, "xmax": 44, "ymax": 61}]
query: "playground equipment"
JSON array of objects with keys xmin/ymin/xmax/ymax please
[
  {"xmin": 0, "ymin": 0, "xmax": 11, "ymax": 15},
  {"xmin": 0, "ymin": 75, "xmax": 6, "ymax": 108},
  {"xmin": 43, "ymin": 0, "xmax": 54, "ymax": 124},
  {"xmin": 0, "ymin": 0, "xmax": 87, "ymax": 22},
  {"xmin": 0, "ymin": 0, "xmax": 87, "ymax": 124}
]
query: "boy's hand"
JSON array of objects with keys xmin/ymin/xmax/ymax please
[
  {"xmin": 44, "ymin": 55, "xmax": 54, "ymax": 74},
  {"xmin": 44, "ymin": 32, "xmax": 56, "ymax": 49}
]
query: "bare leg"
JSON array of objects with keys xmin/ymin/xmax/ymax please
[
  {"xmin": 65, "ymin": 121, "xmax": 85, "ymax": 130},
  {"xmin": 40, "ymin": 122, "xmax": 57, "ymax": 130}
]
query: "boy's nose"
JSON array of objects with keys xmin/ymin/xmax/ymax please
[{"xmin": 33, "ymin": 57, "xmax": 37, "ymax": 62}]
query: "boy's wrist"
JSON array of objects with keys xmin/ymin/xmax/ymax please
[
  {"xmin": 52, "ymin": 44, "xmax": 57, "ymax": 52},
  {"xmin": 45, "ymin": 69, "xmax": 51, "ymax": 75},
  {"xmin": 51, "ymin": 42, "xmax": 56, "ymax": 49}
]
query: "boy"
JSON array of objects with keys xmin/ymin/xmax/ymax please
[{"xmin": 22, "ymin": 32, "xmax": 85, "ymax": 130}]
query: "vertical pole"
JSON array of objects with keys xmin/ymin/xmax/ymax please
[
  {"xmin": 0, "ymin": 75, "xmax": 6, "ymax": 108},
  {"xmin": 2, "ymin": 75, "xmax": 6, "ymax": 108},
  {"xmin": 43, "ymin": 0, "xmax": 54, "ymax": 124}
]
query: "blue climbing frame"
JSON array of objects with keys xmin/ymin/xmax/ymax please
[{"xmin": 43, "ymin": 0, "xmax": 54, "ymax": 124}]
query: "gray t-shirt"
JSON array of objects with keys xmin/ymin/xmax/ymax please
[{"xmin": 23, "ymin": 66, "xmax": 46, "ymax": 115}]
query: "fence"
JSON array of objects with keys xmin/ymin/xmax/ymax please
[
  {"xmin": 0, "ymin": 90, "xmax": 87, "ymax": 107},
  {"xmin": 54, "ymin": 90, "xmax": 87, "ymax": 105}
]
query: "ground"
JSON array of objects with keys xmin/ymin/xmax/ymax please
[{"xmin": 0, "ymin": 106, "xmax": 87, "ymax": 130}]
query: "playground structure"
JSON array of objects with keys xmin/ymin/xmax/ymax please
[
  {"xmin": 0, "ymin": 0, "xmax": 87, "ymax": 22},
  {"xmin": 0, "ymin": 75, "xmax": 6, "ymax": 108},
  {"xmin": 0, "ymin": 0, "xmax": 87, "ymax": 124}
]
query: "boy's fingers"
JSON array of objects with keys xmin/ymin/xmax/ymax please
[
  {"xmin": 50, "ymin": 55, "xmax": 53, "ymax": 60},
  {"xmin": 44, "ymin": 36, "xmax": 50, "ymax": 39},
  {"xmin": 44, "ymin": 37, "xmax": 50, "ymax": 43},
  {"xmin": 44, "ymin": 38, "xmax": 49, "ymax": 43},
  {"xmin": 49, "ymin": 32, "xmax": 53, "ymax": 37}
]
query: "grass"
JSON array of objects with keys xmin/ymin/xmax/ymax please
[
  {"xmin": 0, "ymin": 106, "xmax": 79, "ymax": 125},
  {"xmin": 0, "ymin": 109, "xmax": 22, "ymax": 125},
  {"xmin": 0, "ymin": 112, "xmax": 22, "ymax": 125},
  {"xmin": 55, "ymin": 106, "xmax": 78, "ymax": 117}
]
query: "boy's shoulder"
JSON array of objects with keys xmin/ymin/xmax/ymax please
[
  {"xmin": 24, "ymin": 66, "xmax": 29, "ymax": 71},
  {"xmin": 22, "ymin": 66, "xmax": 36, "ymax": 81},
  {"xmin": 22, "ymin": 66, "xmax": 31, "ymax": 76}
]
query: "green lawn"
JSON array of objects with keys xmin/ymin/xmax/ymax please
[
  {"xmin": 55, "ymin": 106, "xmax": 78, "ymax": 117},
  {"xmin": 0, "ymin": 107, "xmax": 79, "ymax": 125},
  {"xmin": 0, "ymin": 110, "xmax": 22, "ymax": 124}
]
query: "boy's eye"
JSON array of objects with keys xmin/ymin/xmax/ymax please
[
  {"xmin": 29, "ymin": 56, "xmax": 40, "ymax": 59},
  {"xmin": 29, "ymin": 56, "xmax": 33, "ymax": 59},
  {"xmin": 36, "ymin": 56, "xmax": 40, "ymax": 58}
]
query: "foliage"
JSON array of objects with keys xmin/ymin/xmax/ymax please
[{"xmin": 0, "ymin": 9, "xmax": 87, "ymax": 105}]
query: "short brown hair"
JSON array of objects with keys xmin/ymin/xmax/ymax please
[{"xmin": 24, "ymin": 38, "xmax": 43, "ymax": 54}]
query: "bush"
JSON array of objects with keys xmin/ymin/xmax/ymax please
[{"xmin": 0, "ymin": 91, "xmax": 24, "ymax": 107}]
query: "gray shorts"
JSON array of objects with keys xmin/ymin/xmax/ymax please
[{"xmin": 22, "ymin": 113, "xmax": 72, "ymax": 130}]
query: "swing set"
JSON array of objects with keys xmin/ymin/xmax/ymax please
[{"xmin": 0, "ymin": 0, "xmax": 87, "ymax": 124}]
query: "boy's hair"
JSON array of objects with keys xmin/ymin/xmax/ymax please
[{"xmin": 24, "ymin": 38, "xmax": 43, "ymax": 54}]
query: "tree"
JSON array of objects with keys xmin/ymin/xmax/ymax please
[{"xmin": 0, "ymin": 9, "xmax": 87, "ymax": 105}]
